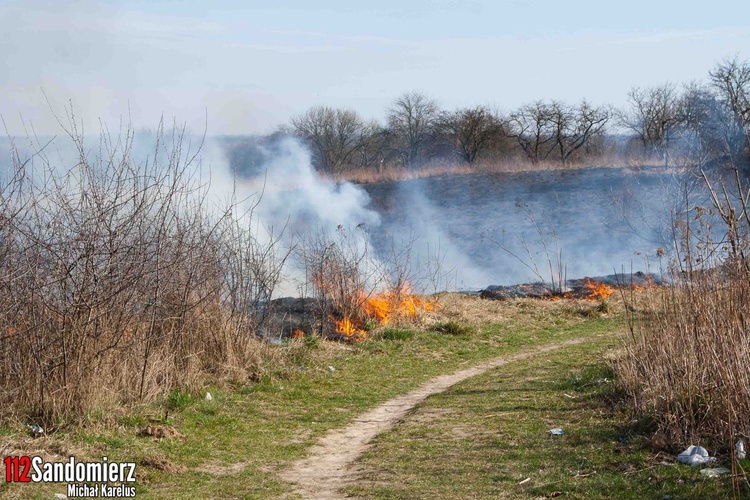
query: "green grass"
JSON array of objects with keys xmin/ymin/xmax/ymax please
[
  {"xmin": 430, "ymin": 320, "xmax": 476, "ymax": 336},
  {"xmin": 345, "ymin": 335, "xmax": 746, "ymax": 499},
  {"xmin": 0, "ymin": 302, "xmax": 626, "ymax": 499}
]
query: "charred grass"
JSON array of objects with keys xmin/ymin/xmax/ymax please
[
  {"xmin": 346, "ymin": 335, "xmax": 745, "ymax": 499},
  {"xmin": 1, "ymin": 294, "xmax": 620, "ymax": 499}
]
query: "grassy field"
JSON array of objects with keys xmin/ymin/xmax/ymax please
[
  {"xmin": 346, "ymin": 335, "xmax": 746, "ymax": 498},
  {"xmin": 1, "ymin": 294, "xmax": 742, "ymax": 498}
]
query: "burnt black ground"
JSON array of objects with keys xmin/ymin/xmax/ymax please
[{"xmin": 362, "ymin": 166, "xmax": 704, "ymax": 290}]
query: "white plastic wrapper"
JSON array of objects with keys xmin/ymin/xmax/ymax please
[{"xmin": 677, "ymin": 445, "xmax": 716, "ymax": 466}]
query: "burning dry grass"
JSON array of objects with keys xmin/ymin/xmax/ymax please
[
  {"xmin": 327, "ymin": 286, "xmax": 437, "ymax": 341},
  {"xmin": 582, "ymin": 278, "xmax": 615, "ymax": 301},
  {"xmin": 302, "ymin": 226, "xmax": 437, "ymax": 341}
]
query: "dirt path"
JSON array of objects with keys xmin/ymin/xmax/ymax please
[{"xmin": 279, "ymin": 335, "xmax": 603, "ymax": 499}]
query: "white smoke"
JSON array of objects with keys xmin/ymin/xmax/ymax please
[
  {"xmin": 212, "ymin": 138, "xmax": 383, "ymax": 297},
  {"xmin": 241, "ymin": 139, "xmax": 380, "ymax": 235}
]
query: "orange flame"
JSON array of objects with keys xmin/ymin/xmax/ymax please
[
  {"xmin": 583, "ymin": 279, "xmax": 614, "ymax": 301},
  {"xmin": 359, "ymin": 290, "xmax": 435, "ymax": 325},
  {"xmin": 332, "ymin": 316, "xmax": 367, "ymax": 341},
  {"xmin": 328, "ymin": 283, "xmax": 437, "ymax": 341}
]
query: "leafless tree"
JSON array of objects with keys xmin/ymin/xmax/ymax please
[
  {"xmin": 353, "ymin": 120, "xmax": 392, "ymax": 171},
  {"xmin": 507, "ymin": 100, "xmax": 556, "ymax": 164},
  {"xmin": 674, "ymin": 82, "xmax": 728, "ymax": 163},
  {"xmin": 548, "ymin": 100, "xmax": 611, "ymax": 164},
  {"xmin": 619, "ymin": 83, "xmax": 681, "ymax": 163},
  {"xmin": 709, "ymin": 55, "xmax": 750, "ymax": 162},
  {"xmin": 386, "ymin": 91, "xmax": 440, "ymax": 168},
  {"xmin": 439, "ymin": 105, "xmax": 504, "ymax": 164},
  {"xmin": 291, "ymin": 106, "xmax": 365, "ymax": 174}
]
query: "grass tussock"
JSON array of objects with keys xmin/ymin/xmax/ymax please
[
  {"xmin": 618, "ymin": 266, "xmax": 750, "ymax": 447},
  {"xmin": 430, "ymin": 321, "xmax": 475, "ymax": 336},
  {"xmin": 617, "ymin": 166, "xmax": 750, "ymax": 450},
  {"xmin": 0, "ymin": 124, "xmax": 291, "ymax": 427}
]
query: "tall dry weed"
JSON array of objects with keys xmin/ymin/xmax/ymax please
[
  {"xmin": 618, "ymin": 162, "xmax": 750, "ymax": 451},
  {"xmin": 0, "ymin": 120, "xmax": 287, "ymax": 426}
]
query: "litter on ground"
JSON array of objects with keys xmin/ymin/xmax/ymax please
[
  {"xmin": 677, "ymin": 445, "xmax": 716, "ymax": 466},
  {"xmin": 700, "ymin": 467, "xmax": 731, "ymax": 477}
]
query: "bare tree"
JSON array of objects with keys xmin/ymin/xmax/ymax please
[
  {"xmin": 674, "ymin": 82, "xmax": 728, "ymax": 163},
  {"xmin": 619, "ymin": 83, "xmax": 681, "ymax": 163},
  {"xmin": 291, "ymin": 106, "xmax": 365, "ymax": 174},
  {"xmin": 548, "ymin": 100, "xmax": 611, "ymax": 164},
  {"xmin": 353, "ymin": 120, "xmax": 392, "ymax": 171},
  {"xmin": 439, "ymin": 105, "xmax": 504, "ymax": 164},
  {"xmin": 507, "ymin": 101, "xmax": 556, "ymax": 164},
  {"xmin": 709, "ymin": 55, "xmax": 750, "ymax": 162},
  {"xmin": 386, "ymin": 91, "xmax": 440, "ymax": 168}
]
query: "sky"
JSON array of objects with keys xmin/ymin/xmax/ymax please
[{"xmin": 1, "ymin": 0, "xmax": 749, "ymax": 136}]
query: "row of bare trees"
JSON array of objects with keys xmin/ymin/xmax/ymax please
[
  {"xmin": 619, "ymin": 56, "xmax": 750, "ymax": 166},
  {"xmin": 270, "ymin": 55, "xmax": 750, "ymax": 175}
]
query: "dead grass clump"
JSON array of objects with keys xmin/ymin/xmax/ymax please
[
  {"xmin": 617, "ymin": 165, "xmax": 750, "ymax": 450},
  {"xmin": 137, "ymin": 425, "xmax": 183, "ymax": 440},
  {"xmin": 141, "ymin": 454, "xmax": 187, "ymax": 474},
  {"xmin": 433, "ymin": 293, "xmax": 509, "ymax": 325},
  {"xmin": 0, "ymin": 122, "xmax": 288, "ymax": 427},
  {"xmin": 431, "ymin": 321, "xmax": 475, "ymax": 336}
]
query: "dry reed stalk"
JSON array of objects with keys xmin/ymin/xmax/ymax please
[{"xmin": 618, "ymin": 161, "xmax": 750, "ymax": 453}]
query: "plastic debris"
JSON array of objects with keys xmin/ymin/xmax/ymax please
[
  {"xmin": 25, "ymin": 423, "xmax": 44, "ymax": 437},
  {"xmin": 549, "ymin": 428, "xmax": 565, "ymax": 435},
  {"xmin": 700, "ymin": 467, "xmax": 731, "ymax": 477},
  {"xmin": 54, "ymin": 494, "xmax": 67, "ymax": 499},
  {"xmin": 518, "ymin": 477, "xmax": 531, "ymax": 485},
  {"xmin": 204, "ymin": 392, "xmax": 213, "ymax": 401},
  {"xmin": 677, "ymin": 445, "xmax": 716, "ymax": 466},
  {"xmin": 736, "ymin": 439, "xmax": 746, "ymax": 460},
  {"xmin": 327, "ymin": 366, "xmax": 336, "ymax": 372}
]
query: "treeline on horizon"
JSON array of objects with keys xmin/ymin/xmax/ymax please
[{"xmin": 224, "ymin": 55, "xmax": 750, "ymax": 178}]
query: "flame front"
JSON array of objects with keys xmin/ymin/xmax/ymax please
[
  {"xmin": 333, "ymin": 317, "xmax": 364, "ymax": 338},
  {"xmin": 583, "ymin": 279, "xmax": 614, "ymax": 301},
  {"xmin": 329, "ymin": 285, "xmax": 436, "ymax": 340}
]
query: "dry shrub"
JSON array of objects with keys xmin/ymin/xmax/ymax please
[
  {"xmin": 0, "ymin": 120, "xmax": 287, "ymax": 426},
  {"xmin": 617, "ymin": 165, "xmax": 750, "ymax": 448}
]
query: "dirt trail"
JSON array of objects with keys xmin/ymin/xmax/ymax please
[{"xmin": 279, "ymin": 335, "xmax": 603, "ymax": 499}]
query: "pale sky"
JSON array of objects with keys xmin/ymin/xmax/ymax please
[{"xmin": 1, "ymin": 0, "xmax": 748, "ymax": 136}]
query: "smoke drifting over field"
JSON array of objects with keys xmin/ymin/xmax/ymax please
[
  {"xmin": 231, "ymin": 136, "xmax": 703, "ymax": 294},
  {"xmin": 241, "ymin": 139, "xmax": 380, "ymax": 237},
  {"xmin": 1, "ymin": 128, "xmax": 706, "ymax": 297}
]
